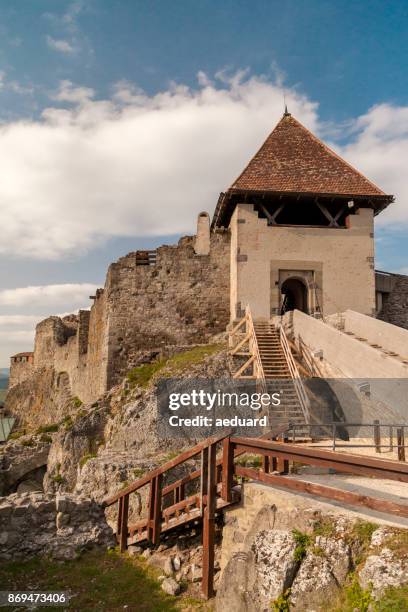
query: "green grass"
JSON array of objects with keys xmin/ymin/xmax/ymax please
[
  {"xmin": 79, "ymin": 452, "xmax": 97, "ymax": 468},
  {"xmin": 0, "ymin": 388, "xmax": 7, "ymax": 402},
  {"xmin": 127, "ymin": 344, "xmax": 224, "ymax": 389},
  {"xmin": 36, "ymin": 423, "xmax": 59, "ymax": 434},
  {"xmin": 374, "ymin": 584, "xmax": 408, "ymax": 611},
  {"xmin": 0, "ymin": 549, "xmax": 180, "ymax": 612}
]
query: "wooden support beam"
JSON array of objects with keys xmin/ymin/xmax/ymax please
[
  {"xmin": 229, "ymin": 332, "xmax": 251, "ymax": 356},
  {"xmin": 200, "ymin": 447, "xmax": 209, "ymax": 517},
  {"xmin": 221, "ymin": 437, "xmax": 234, "ymax": 502},
  {"xmin": 398, "ymin": 428, "xmax": 406, "ymax": 462},
  {"xmin": 116, "ymin": 496, "xmax": 123, "ymax": 543},
  {"xmin": 233, "ymin": 355, "xmax": 255, "ymax": 379},
  {"xmin": 119, "ymin": 494, "xmax": 129, "ymax": 552},
  {"xmin": 315, "ymin": 200, "xmax": 339, "ymax": 227},
  {"xmin": 152, "ymin": 474, "xmax": 163, "ymax": 545},
  {"xmin": 202, "ymin": 442, "xmax": 217, "ymax": 600},
  {"xmin": 147, "ymin": 478, "xmax": 155, "ymax": 542}
]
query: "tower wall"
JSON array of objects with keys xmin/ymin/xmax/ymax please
[{"xmin": 230, "ymin": 203, "xmax": 375, "ymax": 320}]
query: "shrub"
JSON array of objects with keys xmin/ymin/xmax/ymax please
[
  {"xmin": 271, "ymin": 589, "xmax": 291, "ymax": 611},
  {"xmin": 39, "ymin": 434, "xmax": 52, "ymax": 444},
  {"xmin": 292, "ymin": 529, "xmax": 311, "ymax": 562},
  {"xmin": 72, "ymin": 397, "xmax": 83, "ymax": 408},
  {"xmin": 60, "ymin": 415, "xmax": 74, "ymax": 430},
  {"xmin": 20, "ymin": 438, "xmax": 34, "ymax": 447}
]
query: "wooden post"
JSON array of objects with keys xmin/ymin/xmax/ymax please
[
  {"xmin": 374, "ymin": 420, "xmax": 381, "ymax": 453},
  {"xmin": 147, "ymin": 478, "xmax": 155, "ymax": 542},
  {"xmin": 202, "ymin": 442, "xmax": 217, "ymax": 600},
  {"xmin": 119, "ymin": 494, "xmax": 129, "ymax": 552},
  {"xmin": 200, "ymin": 447, "xmax": 209, "ymax": 516},
  {"xmin": 152, "ymin": 474, "xmax": 163, "ymax": 545},
  {"xmin": 277, "ymin": 436, "xmax": 289, "ymax": 474},
  {"xmin": 116, "ymin": 496, "xmax": 123, "ymax": 543},
  {"xmin": 262, "ymin": 455, "xmax": 270, "ymax": 474},
  {"xmin": 397, "ymin": 428, "xmax": 406, "ymax": 462},
  {"xmin": 221, "ymin": 437, "xmax": 234, "ymax": 502}
]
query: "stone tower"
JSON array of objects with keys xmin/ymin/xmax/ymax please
[{"xmin": 212, "ymin": 111, "xmax": 393, "ymax": 321}]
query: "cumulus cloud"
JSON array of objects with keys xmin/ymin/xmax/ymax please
[
  {"xmin": 338, "ymin": 103, "xmax": 408, "ymax": 227},
  {"xmin": 0, "ymin": 283, "xmax": 97, "ymax": 308},
  {"xmin": 46, "ymin": 35, "xmax": 76, "ymax": 54},
  {"xmin": 0, "ymin": 72, "xmax": 406, "ymax": 261},
  {"xmin": 0, "ymin": 72, "xmax": 318, "ymax": 259}
]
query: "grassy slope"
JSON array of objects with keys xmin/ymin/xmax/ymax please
[{"xmin": 0, "ymin": 549, "xmax": 206, "ymax": 612}]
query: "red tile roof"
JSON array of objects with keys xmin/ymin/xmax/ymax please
[{"xmin": 231, "ymin": 113, "xmax": 386, "ymax": 197}]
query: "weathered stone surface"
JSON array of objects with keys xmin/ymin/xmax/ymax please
[
  {"xmin": 0, "ymin": 492, "xmax": 115, "ymax": 561},
  {"xmin": 6, "ymin": 233, "xmax": 230, "ymax": 424},
  {"xmin": 217, "ymin": 483, "xmax": 408, "ymax": 611},
  {"xmin": 0, "ymin": 436, "xmax": 50, "ymax": 495},
  {"xmin": 163, "ymin": 557, "xmax": 174, "ymax": 576},
  {"xmin": 161, "ymin": 577, "xmax": 181, "ymax": 596},
  {"xmin": 290, "ymin": 537, "xmax": 352, "ymax": 610},
  {"xmin": 359, "ymin": 548, "xmax": 408, "ymax": 597}
]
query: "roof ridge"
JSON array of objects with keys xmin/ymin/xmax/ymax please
[
  {"xmin": 286, "ymin": 115, "xmax": 385, "ymax": 196},
  {"xmin": 228, "ymin": 112, "xmax": 387, "ymax": 198}
]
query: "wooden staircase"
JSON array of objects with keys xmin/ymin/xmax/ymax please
[{"xmin": 253, "ymin": 320, "xmax": 309, "ymax": 432}]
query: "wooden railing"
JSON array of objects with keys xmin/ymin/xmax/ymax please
[
  {"xmin": 278, "ymin": 323, "xmax": 311, "ymax": 424},
  {"xmin": 246, "ymin": 305, "xmax": 266, "ymax": 383},
  {"xmin": 228, "ymin": 306, "xmax": 266, "ymax": 387},
  {"xmin": 103, "ymin": 430, "xmax": 408, "ymax": 599}
]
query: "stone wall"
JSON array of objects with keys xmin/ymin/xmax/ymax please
[
  {"xmin": 8, "ymin": 354, "xmax": 34, "ymax": 388},
  {"xmin": 6, "ymin": 230, "xmax": 231, "ymax": 413},
  {"xmin": 379, "ymin": 273, "xmax": 408, "ymax": 330},
  {"xmin": 0, "ymin": 492, "xmax": 115, "ymax": 561},
  {"xmin": 105, "ymin": 233, "xmax": 230, "ymax": 387},
  {"xmin": 217, "ymin": 481, "xmax": 408, "ymax": 611},
  {"xmin": 230, "ymin": 204, "xmax": 375, "ymax": 320}
]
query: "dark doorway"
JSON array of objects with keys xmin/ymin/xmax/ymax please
[{"xmin": 281, "ymin": 278, "xmax": 308, "ymax": 314}]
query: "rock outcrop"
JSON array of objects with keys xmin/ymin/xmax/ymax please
[
  {"xmin": 216, "ymin": 482, "xmax": 408, "ymax": 611},
  {"xmin": 0, "ymin": 492, "xmax": 115, "ymax": 561}
]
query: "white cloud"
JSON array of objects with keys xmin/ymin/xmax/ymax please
[
  {"xmin": 0, "ymin": 72, "xmax": 318, "ymax": 259},
  {"xmin": 46, "ymin": 35, "xmax": 76, "ymax": 54},
  {"xmin": 337, "ymin": 103, "xmax": 408, "ymax": 227},
  {"xmin": 0, "ymin": 284, "xmax": 97, "ymax": 308},
  {"xmin": 0, "ymin": 72, "xmax": 406, "ymax": 261},
  {"xmin": 52, "ymin": 79, "xmax": 95, "ymax": 104}
]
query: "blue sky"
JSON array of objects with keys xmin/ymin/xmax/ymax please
[{"xmin": 0, "ymin": 0, "xmax": 408, "ymax": 364}]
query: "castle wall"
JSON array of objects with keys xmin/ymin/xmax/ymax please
[
  {"xmin": 105, "ymin": 233, "xmax": 230, "ymax": 387},
  {"xmin": 9, "ymin": 353, "xmax": 34, "ymax": 389},
  {"xmin": 378, "ymin": 273, "xmax": 408, "ymax": 330},
  {"xmin": 6, "ymin": 231, "xmax": 231, "ymax": 414},
  {"xmin": 230, "ymin": 204, "xmax": 375, "ymax": 319}
]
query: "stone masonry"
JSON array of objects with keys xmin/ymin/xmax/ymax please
[{"xmin": 6, "ymin": 231, "xmax": 230, "ymax": 416}]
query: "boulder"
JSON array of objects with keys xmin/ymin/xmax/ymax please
[{"xmin": 161, "ymin": 577, "xmax": 181, "ymax": 596}]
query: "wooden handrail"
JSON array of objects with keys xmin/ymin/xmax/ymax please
[
  {"xmin": 103, "ymin": 426, "xmax": 408, "ymax": 601},
  {"xmin": 104, "ymin": 432, "xmax": 229, "ymax": 506},
  {"xmin": 278, "ymin": 323, "xmax": 311, "ymax": 423},
  {"xmin": 245, "ymin": 305, "xmax": 266, "ymax": 386}
]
